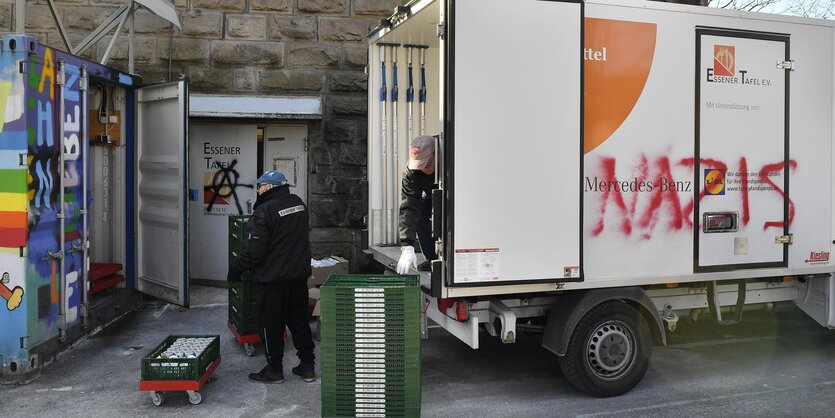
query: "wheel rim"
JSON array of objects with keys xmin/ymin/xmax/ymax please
[{"xmin": 585, "ymin": 320, "xmax": 635, "ymax": 380}]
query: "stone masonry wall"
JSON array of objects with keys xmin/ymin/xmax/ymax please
[{"xmin": 4, "ymin": 0, "xmax": 408, "ymax": 271}]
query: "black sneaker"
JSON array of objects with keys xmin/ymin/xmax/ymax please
[
  {"xmin": 292, "ymin": 364, "xmax": 316, "ymax": 382},
  {"xmin": 417, "ymin": 260, "xmax": 431, "ymax": 272},
  {"xmin": 249, "ymin": 365, "xmax": 284, "ymax": 384}
]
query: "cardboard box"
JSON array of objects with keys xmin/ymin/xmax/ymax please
[
  {"xmin": 309, "ymin": 256, "xmax": 349, "ymax": 287},
  {"xmin": 308, "ymin": 287, "xmax": 322, "ymax": 341},
  {"xmin": 308, "ymin": 287, "xmax": 321, "ymax": 317}
]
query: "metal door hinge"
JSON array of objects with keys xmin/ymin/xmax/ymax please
[
  {"xmin": 775, "ymin": 234, "xmax": 793, "ymax": 244},
  {"xmin": 56, "ymin": 62, "xmax": 66, "ymax": 86},
  {"xmin": 437, "ymin": 22, "xmax": 445, "ymax": 39},
  {"xmin": 79, "ymin": 67, "xmax": 88, "ymax": 91},
  {"xmin": 777, "ymin": 60, "xmax": 794, "ymax": 71},
  {"xmin": 43, "ymin": 248, "xmax": 64, "ymax": 261}
]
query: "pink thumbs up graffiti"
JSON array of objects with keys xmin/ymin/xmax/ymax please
[{"xmin": 1, "ymin": 272, "xmax": 24, "ymax": 311}]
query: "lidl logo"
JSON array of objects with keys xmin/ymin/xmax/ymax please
[
  {"xmin": 704, "ymin": 168, "xmax": 725, "ymax": 195},
  {"xmin": 713, "ymin": 45, "xmax": 735, "ymax": 76}
]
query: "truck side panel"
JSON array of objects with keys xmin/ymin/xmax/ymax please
[{"xmin": 582, "ymin": 3, "xmax": 833, "ymax": 282}]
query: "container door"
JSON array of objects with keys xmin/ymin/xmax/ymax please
[
  {"xmin": 695, "ymin": 29, "xmax": 790, "ymax": 272},
  {"xmin": 450, "ymin": 0, "xmax": 583, "ymax": 285},
  {"xmin": 136, "ymin": 81, "xmax": 189, "ymax": 306}
]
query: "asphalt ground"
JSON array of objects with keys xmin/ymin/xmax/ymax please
[{"xmin": 2, "ymin": 285, "xmax": 834, "ymax": 417}]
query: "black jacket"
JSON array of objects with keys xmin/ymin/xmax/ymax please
[
  {"xmin": 399, "ymin": 166, "xmax": 434, "ymax": 246},
  {"xmin": 232, "ymin": 186, "xmax": 311, "ymax": 282}
]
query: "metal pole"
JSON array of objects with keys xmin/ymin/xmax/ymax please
[
  {"xmin": 79, "ymin": 66, "xmax": 89, "ymax": 328},
  {"xmin": 168, "ymin": 23, "xmax": 174, "ymax": 81},
  {"xmin": 419, "ymin": 47, "xmax": 427, "ymax": 136},
  {"xmin": 46, "ymin": 0, "xmax": 73, "ymax": 51},
  {"xmin": 100, "ymin": 9, "xmax": 130, "ymax": 66},
  {"xmin": 15, "ymin": 0, "xmax": 24, "ymax": 34},
  {"xmin": 129, "ymin": 4, "xmax": 135, "ymax": 74},
  {"xmin": 379, "ymin": 44, "xmax": 389, "ymax": 244},
  {"xmin": 406, "ymin": 46, "xmax": 415, "ymax": 145},
  {"xmin": 390, "ymin": 45, "xmax": 399, "ymax": 244},
  {"xmin": 57, "ymin": 61, "xmax": 67, "ymax": 342}
]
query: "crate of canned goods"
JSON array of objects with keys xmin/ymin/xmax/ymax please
[{"xmin": 141, "ymin": 335, "xmax": 220, "ymax": 381}]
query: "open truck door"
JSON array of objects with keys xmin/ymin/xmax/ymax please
[
  {"xmin": 447, "ymin": 0, "xmax": 583, "ymax": 286},
  {"xmin": 135, "ymin": 81, "xmax": 190, "ymax": 306}
]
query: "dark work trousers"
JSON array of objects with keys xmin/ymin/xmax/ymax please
[
  {"xmin": 255, "ymin": 280, "xmax": 315, "ymax": 368},
  {"xmin": 417, "ymin": 196, "xmax": 437, "ymax": 261}
]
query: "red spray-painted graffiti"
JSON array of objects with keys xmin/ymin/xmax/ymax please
[{"xmin": 587, "ymin": 154, "xmax": 796, "ymax": 238}]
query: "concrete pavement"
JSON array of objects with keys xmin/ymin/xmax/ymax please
[{"xmin": 2, "ymin": 285, "xmax": 834, "ymax": 417}]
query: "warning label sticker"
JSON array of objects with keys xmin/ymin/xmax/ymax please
[{"xmin": 453, "ymin": 248, "xmax": 500, "ymax": 283}]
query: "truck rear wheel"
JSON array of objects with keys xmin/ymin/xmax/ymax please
[{"xmin": 558, "ymin": 300, "xmax": 652, "ymax": 397}]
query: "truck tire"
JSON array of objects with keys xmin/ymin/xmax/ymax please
[{"xmin": 558, "ymin": 300, "xmax": 652, "ymax": 397}]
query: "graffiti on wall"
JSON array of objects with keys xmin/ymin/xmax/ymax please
[
  {"xmin": 204, "ymin": 158, "xmax": 253, "ymax": 215},
  {"xmin": 586, "ymin": 153, "xmax": 797, "ymax": 239}
]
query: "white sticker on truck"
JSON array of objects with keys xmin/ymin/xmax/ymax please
[{"xmin": 454, "ymin": 248, "xmax": 500, "ymax": 282}]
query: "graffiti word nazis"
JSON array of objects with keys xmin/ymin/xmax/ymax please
[{"xmin": 589, "ymin": 154, "xmax": 796, "ymax": 238}]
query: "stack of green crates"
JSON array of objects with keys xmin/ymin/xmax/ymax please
[
  {"xmin": 228, "ymin": 215, "xmax": 258, "ymax": 336},
  {"xmin": 320, "ymin": 275, "xmax": 421, "ymax": 418}
]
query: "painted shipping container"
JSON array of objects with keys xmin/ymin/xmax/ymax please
[{"xmin": 0, "ymin": 35, "xmax": 189, "ymax": 383}]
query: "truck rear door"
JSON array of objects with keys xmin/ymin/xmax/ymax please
[
  {"xmin": 449, "ymin": 0, "xmax": 583, "ymax": 285},
  {"xmin": 695, "ymin": 29, "xmax": 790, "ymax": 272},
  {"xmin": 135, "ymin": 81, "xmax": 190, "ymax": 306}
]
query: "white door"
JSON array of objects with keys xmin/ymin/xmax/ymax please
[
  {"xmin": 263, "ymin": 125, "xmax": 308, "ymax": 202},
  {"xmin": 189, "ymin": 124, "xmax": 257, "ymax": 282},
  {"xmin": 136, "ymin": 81, "xmax": 189, "ymax": 306},
  {"xmin": 695, "ymin": 30, "xmax": 789, "ymax": 272},
  {"xmin": 451, "ymin": 0, "xmax": 582, "ymax": 284}
]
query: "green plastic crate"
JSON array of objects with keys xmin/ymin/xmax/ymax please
[
  {"xmin": 228, "ymin": 274, "xmax": 258, "ymax": 334},
  {"xmin": 228, "ymin": 278, "xmax": 257, "ymax": 307},
  {"xmin": 140, "ymin": 335, "xmax": 220, "ymax": 381},
  {"xmin": 321, "ymin": 275, "xmax": 421, "ymax": 418},
  {"xmin": 228, "ymin": 215, "xmax": 249, "ymax": 255}
]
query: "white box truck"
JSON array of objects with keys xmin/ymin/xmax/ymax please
[{"xmin": 365, "ymin": 0, "xmax": 835, "ymax": 396}]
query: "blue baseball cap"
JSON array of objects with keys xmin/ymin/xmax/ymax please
[{"xmin": 255, "ymin": 170, "xmax": 287, "ymax": 186}]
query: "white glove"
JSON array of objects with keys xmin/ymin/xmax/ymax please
[{"xmin": 396, "ymin": 246, "xmax": 417, "ymax": 274}]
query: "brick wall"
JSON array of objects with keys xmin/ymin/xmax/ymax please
[{"xmin": 7, "ymin": 0, "xmax": 408, "ymax": 270}]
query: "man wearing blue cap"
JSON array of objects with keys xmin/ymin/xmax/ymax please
[{"xmin": 228, "ymin": 170, "xmax": 316, "ymax": 384}]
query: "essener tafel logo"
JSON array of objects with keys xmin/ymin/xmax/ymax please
[{"xmin": 714, "ymin": 45, "xmax": 735, "ymax": 76}]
